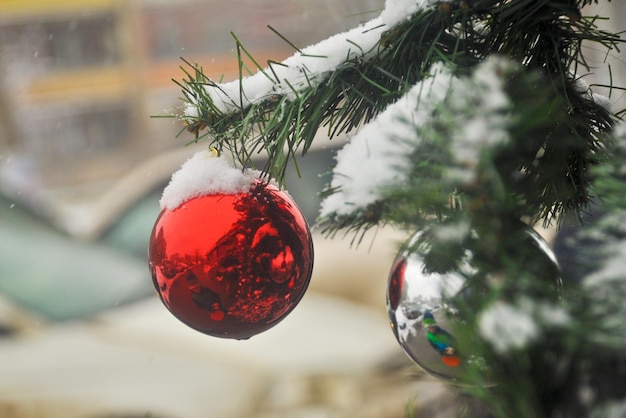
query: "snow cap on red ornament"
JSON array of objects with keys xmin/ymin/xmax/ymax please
[{"xmin": 160, "ymin": 149, "xmax": 266, "ymax": 211}]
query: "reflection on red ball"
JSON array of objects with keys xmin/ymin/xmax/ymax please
[{"xmin": 149, "ymin": 181, "xmax": 314, "ymax": 339}]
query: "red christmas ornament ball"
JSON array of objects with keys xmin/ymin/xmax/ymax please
[{"xmin": 149, "ymin": 168, "xmax": 313, "ymax": 340}]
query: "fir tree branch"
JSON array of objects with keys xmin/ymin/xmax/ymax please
[
  {"xmin": 318, "ymin": 55, "xmax": 616, "ymax": 239},
  {"xmin": 174, "ymin": 0, "xmax": 621, "ymax": 195}
]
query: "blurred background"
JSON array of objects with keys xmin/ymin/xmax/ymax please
[{"xmin": 0, "ymin": 1, "xmax": 623, "ymax": 417}]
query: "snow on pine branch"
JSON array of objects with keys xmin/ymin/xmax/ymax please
[
  {"xmin": 319, "ymin": 57, "xmax": 514, "ymax": 218},
  {"xmin": 185, "ymin": 0, "xmax": 438, "ymax": 116},
  {"xmin": 478, "ymin": 301, "xmax": 539, "ymax": 354},
  {"xmin": 478, "ymin": 298, "xmax": 571, "ymax": 354},
  {"xmin": 319, "ymin": 63, "xmax": 455, "ymax": 216}
]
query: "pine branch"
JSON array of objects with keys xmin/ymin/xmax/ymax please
[
  {"xmin": 173, "ymin": 1, "xmax": 620, "ymax": 202},
  {"xmin": 318, "ymin": 54, "xmax": 616, "ymax": 241}
]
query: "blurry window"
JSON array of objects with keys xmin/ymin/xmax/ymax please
[
  {"xmin": 0, "ymin": 13, "xmax": 119, "ymax": 72},
  {"xmin": 20, "ymin": 103, "xmax": 130, "ymax": 161}
]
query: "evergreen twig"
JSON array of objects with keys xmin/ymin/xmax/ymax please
[{"xmin": 173, "ymin": 1, "xmax": 621, "ymax": 232}]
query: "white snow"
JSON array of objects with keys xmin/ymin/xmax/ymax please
[
  {"xmin": 593, "ymin": 399, "xmax": 626, "ymax": 418},
  {"xmin": 379, "ymin": 0, "xmax": 437, "ymax": 25},
  {"xmin": 592, "ymin": 93, "xmax": 611, "ymax": 111},
  {"xmin": 579, "ymin": 206, "xmax": 626, "ymax": 288},
  {"xmin": 614, "ymin": 119, "xmax": 626, "ymax": 150},
  {"xmin": 196, "ymin": 18, "xmax": 384, "ymax": 113},
  {"xmin": 478, "ymin": 301, "xmax": 539, "ymax": 354},
  {"xmin": 319, "ymin": 63, "xmax": 456, "ymax": 216},
  {"xmin": 478, "ymin": 298, "xmax": 570, "ymax": 355},
  {"xmin": 444, "ymin": 57, "xmax": 512, "ymax": 184},
  {"xmin": 574, "ymin": 77, "xmax": 612, "ymax": 112},
  {"xmin": 185, "ymin": 0, "xmax": 437, "ymax": 115},
  {"xmin": 160, "ymin": 150, "xmax": 261, "ymax": 211},
  {"xmin": 583, "ymin": 240, "xmax": 626, "ymax": 287},
  {"xmin": 431, "ymin": 220, "xmax": 471, "ymax": 243},
  {"xmin": 471, "ymin": 58, "xmax": 510, "ymax": 111},
  {"xmin": 535, "ymin": 303, "xmax": 571, "ymax": 327},
  {"xmin": 320, "ymin": 57, "xmax": 514, "ymax": 217}
]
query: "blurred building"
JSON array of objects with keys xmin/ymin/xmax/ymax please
[
  {"xmin": 2, "ymin": 0, "xmax": 620, "ymax": 198},
  {"xmin": 0, "ymin": 0, "xmax": 383, "ymax": 194}
]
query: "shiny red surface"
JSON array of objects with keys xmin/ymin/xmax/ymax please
[
  {"xmin": 149, "ymin": 182, "xmax": 313, "ymax": 339},
  {"xmin": 387, "ymin": 258, "xmax": 406, "ymax": 312}
]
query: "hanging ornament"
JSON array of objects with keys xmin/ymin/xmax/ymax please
[
  {"xmin": 148, "ymin": 150, "xmax": 314, "ymax": 340},
  {"xmin": 386, "ymin": 220, "xmax": 561, "ymax": 385}
]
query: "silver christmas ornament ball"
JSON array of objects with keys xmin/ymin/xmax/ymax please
[{"xmin": 386, "ymin": 223, "xmax": 561, "ymax": 385}]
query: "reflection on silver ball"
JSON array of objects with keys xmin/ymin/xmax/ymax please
[
  {"xmin": 386, "ymin": 236, "xmax": 479, "ymax": 384},
  {"xmin": 386, "ymin": 225, "xmax": 562, "ymax": 386}
]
